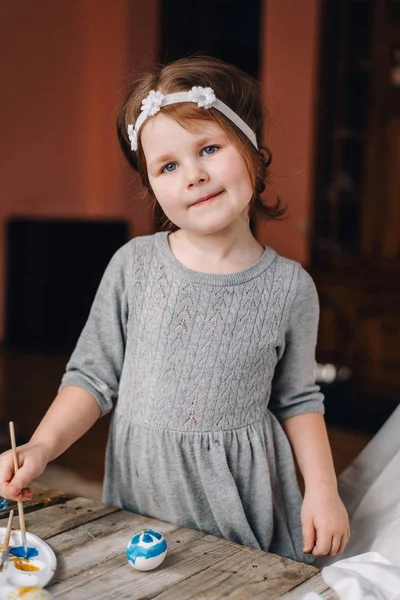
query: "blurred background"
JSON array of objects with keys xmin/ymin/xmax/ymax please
[{"xmin": 0, "ymin": 0, "xmax": 399, "ymax": 498}]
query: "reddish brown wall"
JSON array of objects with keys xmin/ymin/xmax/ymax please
[
  {"xmin": 259, "ymin": 0, "xmax": 320, "ymax": 266},
  {"xmin": 0, "ymin": 1, "xmax": 159, "ymax": 340},
  {"xmin": 0, "ymin": 1, "xmax": 319, "ymax": 341}
]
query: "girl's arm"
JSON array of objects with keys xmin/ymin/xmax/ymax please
[
  {"xmin": 269, "ymin": 265, "xmax": 349, "ymax": 556},
  {"xmin": 0, "ymin": 244, "xmax": 132, "ymax": 502},
  {"xmin": 282, "ymin": 412, "xmax": 350, "ymax": 556},
  {"xmin": 31, "ymin": 385, "xmax": 101, "ymax": 462},
  {"xmin": 0, "ymin": 386, "xmax": 100, "ymax": 501},
  {"xmin": 282, "ymin": 412, "xmax": 336, "ymax": 488}
]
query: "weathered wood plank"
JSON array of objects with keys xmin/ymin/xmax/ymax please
[
  {"xmin": 0, "ymin": 487, "xmax": 71, "ymax": 517},
  {"xmin": 0, "ymin": 497, "xmax": 119, "ymax": 539},
  {"xmin": 153, "ymin": 548, "xmax": 317, "ymax": 600},
  {"xmin": 47, "ymin": 511, "xmax": 181, "ymax": 590},
  {"xmin": 280, "ymin": 572, "xmax": 339, "ymax": 599},
  {"xmin": 219, "ymin": 552, "xmax": 316, "ymax": 600},
  {"xmin": 48, "ymin": 522, "xmax": 317, "ymax": 600},
  {"xmin": 0, "ymin": 490, "xmax": 327, "ymax": 599},
  {"xmin": 49, "ymin": 527, "xmax": 243, "ymax": 598}
]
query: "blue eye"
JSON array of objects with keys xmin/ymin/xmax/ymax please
[
  {"xmin": 162, "ymin": 162, "xmax": 177, "ymax": 173},
  {"xmin": 201, "ymin": 145, "xmax": 218, "ymax": 156}
]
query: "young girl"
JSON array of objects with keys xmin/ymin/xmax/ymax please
[{"xmin": 0, "ymin": 56, "xmax": 349, "ymax": 563}]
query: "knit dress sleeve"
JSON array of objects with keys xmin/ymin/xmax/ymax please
[
  {"xmin": 58, "ymin": 243, "xmax": 131, "ymax": 416},
  {"xmin": 269, "ymin": 266, "xmax": 325, "ymax": 422}
]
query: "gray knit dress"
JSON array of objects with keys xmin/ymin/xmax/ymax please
[{"xmin": 60, "ymin": 232, "xmax": 324, "ymax": 564}]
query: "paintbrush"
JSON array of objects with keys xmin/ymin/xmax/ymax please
[
  {"xmin": 0, "ymin": 508, "xmax": 14, "ymax": 571},
  {"xmin": 9, "ymin": 422, "xmax": 27, "ymax": 558}
]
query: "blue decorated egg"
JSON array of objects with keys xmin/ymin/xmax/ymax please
[{"xmin": 126, "ymin": 529, "xmax": 167, "ymax": 571}]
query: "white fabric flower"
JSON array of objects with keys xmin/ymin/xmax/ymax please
[
  {"xmin": 188, "ymin": 86, "xmax": 216, "ymax": 109},
  {"xmin": 141, "ymin": 90, "xmax": 165, "ymax": 117},
  {"xmin": 127, "ymin": 123, "xmax": 138, "ymax": 151}
]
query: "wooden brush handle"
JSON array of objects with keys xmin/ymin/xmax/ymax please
[
  {"xmin": 9, "ymin": 421, "xmax": 19, "ymax": 474},
  {"xmin": 3, "ymin": 509, "xmax": 14, "ymax": 551},
  {"xmin": 9, "ymin": 422, "xmax": 26, "ymax": 535},
  {"xmin": 17, "ymin": 501, "xmax": 26, "ymax": 534}
]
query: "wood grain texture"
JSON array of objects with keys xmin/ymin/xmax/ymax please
[
  {"xmin": 151, "ymin": 548, "xmax": 317, "ymax": 600},
  {"xmin": 1, "ymin": 493, "xmax": 332, "ymax": 599},
  {"xmin": 0, "ymin": 497, "xmax": 118, "ymax": 539},
  {"xmin": 43, "ymin": 501, "xmax": 318, "ymax": 600},
  {"xmin": 280, "ymin": 572, "xmax": 339, "ymax": 599},
  {"xmin": 0, "ymin": 486, "xmax": 71, "ymax": 518}
]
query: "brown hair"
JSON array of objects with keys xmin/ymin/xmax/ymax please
[{"xmin": 117, "ymin": 56, "xmax": 285, "ymax": 230}]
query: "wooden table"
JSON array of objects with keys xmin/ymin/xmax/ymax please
[{"xmin": 0, "ymin": 487, "xmax": 338, "ymax": 599}]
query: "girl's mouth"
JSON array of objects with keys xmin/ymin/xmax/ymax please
[{"xmin": 191, "ymin": 191, "xmax": 223, "ymax": 207}]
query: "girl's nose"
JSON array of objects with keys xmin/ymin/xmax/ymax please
[{"xmin": 185, "ymin": 163, "xmax": 209, "ymax": 188}]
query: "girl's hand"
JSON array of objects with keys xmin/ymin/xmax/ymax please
[
  {"xmin": 0, "ymin": 442, "xmax": 51, "ymax": 502},
  {"xmin": 301, "ymin": 482, "xmax": 350, "ymax": 556}
]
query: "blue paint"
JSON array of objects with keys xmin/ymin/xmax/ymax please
[
  {"xmin": 135, "ymin": 529, "xmax": 162, "ymax": 541},
  {"xmin": 10, "ymin": 546, "xmax": 39, "ymax": 559},
  {"xmin": 0, "ymin": 498, "xmax": 8, "ymax": 511},
  {"xmin": 126, "ymin": 539, "xmax": 167, "ymax": 563},
  {"xmin": 126, "ymin": 529, "xmax": 167, "ymax": 564}
]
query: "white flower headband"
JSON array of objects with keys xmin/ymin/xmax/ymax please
[{"xmin": 127, "ymin": 86, "xmax": 258, "ymax": 152}]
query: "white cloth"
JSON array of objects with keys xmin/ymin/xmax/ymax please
[
  {"xmin": 316, "ymin": 405, "xmax": 400, "ymax": 598},
  {"xmin": 322, "ymin": 552, "xmax": 400, "ymax": 600},
  {"xmin": 337, "ymin": 405, "xmax": 400, "ymax": 563}
]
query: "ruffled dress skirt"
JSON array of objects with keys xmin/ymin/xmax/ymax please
[{"xmin": 103, "ymin": 407, "xmax": 314, "ymax": 565}]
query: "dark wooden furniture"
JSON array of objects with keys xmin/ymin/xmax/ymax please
[
  {"xmin": 5, "ymin": 218, "xmax": 129, "ymax": 352},
  {"xmin": 312, "ymin": 0, "xmax": 400, "ymax": 417}
]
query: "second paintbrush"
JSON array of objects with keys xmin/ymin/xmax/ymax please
[{"xmin": 9, "ymin": 421, "xmax": 27, "ymax": 558}]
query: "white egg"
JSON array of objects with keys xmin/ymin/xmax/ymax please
[{"xmin": 126, "ymin": 529, "xmax": 167, "ymax": 571}]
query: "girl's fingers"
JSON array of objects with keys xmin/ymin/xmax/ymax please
[
  {"xmin": 21, "ymin": 486, "xmax": 33, "ymax": 500},
  {"xmin": 313, "ymin": 527, "xmax": 350, "ymax": 556},
  {"xmin": 0, "ymin": 461, "xmax": 15, "ymax": 498},
  {"xmin": 302, "ymin": 520, "xmax": 316, "ymax": 554},
  {"xmin": 2, "ymin": 485, "xmax": 33, "ymax": 502},
  {"xmin": 337, "ymin": 530, "xmax": 350, "ymax": 554},
  {"xmin": 9, "ymin": 474, "xmax": 30, "ymax": 497},
  {"xmin": 312, "ymin": 532, "xmax": 332, "ymax": 556},
  {"xmin": 0, "ymin": 449, "xmax": 37, "ymax": 500},
  {"xmin": 329, "ymin": 536, "xmax": 342, "ymax": 556},
  {"xmin": 336, "ymin": 536, "xmax": 345, "ymax": 555}
]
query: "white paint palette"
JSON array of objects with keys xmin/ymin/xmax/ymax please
[{"xmin": 0, "ymin": 528, "xmax": 56, "ymax": 598}]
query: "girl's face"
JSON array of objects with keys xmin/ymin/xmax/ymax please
[{"xmin": 141, "ymin": 113, "xmax": 253, "ymax": 235}]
